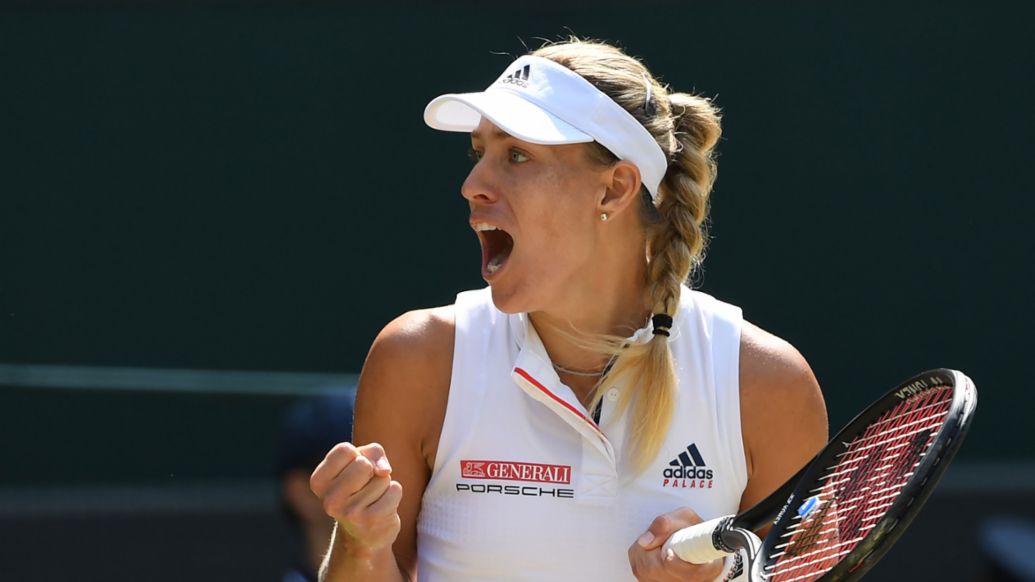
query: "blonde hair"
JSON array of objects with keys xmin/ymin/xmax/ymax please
[{"xmin": 532, "ymin": 39, "xmax": 721, "ymax": 472}]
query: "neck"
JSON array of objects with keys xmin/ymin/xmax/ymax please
[{"xmin": 528, "ymin": 244, "xmax": 651, "ymax": 403}]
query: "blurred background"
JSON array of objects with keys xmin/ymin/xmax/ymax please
[{"xmin": 1, "ymin": 1, "xmax": 1032, "ymax": 580}]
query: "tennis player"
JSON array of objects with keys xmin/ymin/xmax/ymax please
[{"xmin": 310, "ymin": 39, "xmax": 827, "ymax": 582}]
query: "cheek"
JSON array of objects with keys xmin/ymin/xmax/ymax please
[
  {"xmin": 526, "ymin": 168, "xmax": 598, "ymax": 227},
  {"xmin": 512, "ymin": 165, "xmax": 601, "ymax": 266},
  {"xmin": 522, "ymin": 204, "xmax": 596, "ymax": 267}
]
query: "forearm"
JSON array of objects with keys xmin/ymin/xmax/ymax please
[{"xmin": 319, "ymin": 523, "xmax": 410, "ymax": 582}]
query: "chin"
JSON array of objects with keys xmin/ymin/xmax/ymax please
[
  {"xmin": 483, "ymin": 260, "xmax": 559, "ymax": 315},
  {"xmin": 487, "ymin": 280, "xmax": 542, "ymax": 315},
  {"xmin": 488, "ymin": 284, "xmax": 524, "ymax": 314}
]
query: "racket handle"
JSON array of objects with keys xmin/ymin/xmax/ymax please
[{"xmin": 663, "ymin": 515, "xmax": 735, "ymax": 564}]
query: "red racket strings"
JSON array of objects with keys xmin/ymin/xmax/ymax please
[{"xmin": 763, "ymin": 386, "xmax": 954, "ymax": 582}]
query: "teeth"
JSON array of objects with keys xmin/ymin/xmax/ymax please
[
  {"xmin": 487, "ymin": 255, "xmax": 503, "ymax": 274},
  {"xmin": 474, "ymin": 223, "xmax": 498, "ymax": 232}
]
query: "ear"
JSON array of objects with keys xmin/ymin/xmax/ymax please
[{"xmin": 598, "ymin": 160, "xmax": 644, "ymax": 218}]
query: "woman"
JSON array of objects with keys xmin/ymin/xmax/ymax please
[{"xmin": 310, "ymin": 39, "xmax": 827, "ymax": 582}]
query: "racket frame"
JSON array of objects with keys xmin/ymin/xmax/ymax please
[{"xmin": 749, "ymin": 368, "xmax": 978, "ymax": 581}]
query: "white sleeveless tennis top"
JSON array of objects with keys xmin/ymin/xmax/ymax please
[{"xmin": 416, "ymin": 287, "xmax": 747, "ymax": 581}]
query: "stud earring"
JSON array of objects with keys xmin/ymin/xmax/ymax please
[{"xmin": 600, "ymin": 212, "xmax": 609, "ymax": 221}]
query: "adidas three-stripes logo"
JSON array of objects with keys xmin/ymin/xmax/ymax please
[
  {"xmin": 670, "ymin": 443, "xmax": 706, "ymax": 468},
  {"xmin": 500, "ymin": 64, "xmax": 530, "ymax": 87},
  {"xmin": 662, "ymin": 443, "xmax": 714, "ymax": 481}
]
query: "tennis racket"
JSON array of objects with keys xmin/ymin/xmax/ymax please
[{"xmin": 663, "ymin": 368, "xmax": 977, "ymax": 581}]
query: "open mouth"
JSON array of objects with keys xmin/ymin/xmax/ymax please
[{"xmin": 474, "ymin": 223, "xmax": 514, "ymax": 278}]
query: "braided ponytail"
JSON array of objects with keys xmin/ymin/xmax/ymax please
[{"xmin": 533, "ymin": 40, "xmax": 721, "ymax": 471}]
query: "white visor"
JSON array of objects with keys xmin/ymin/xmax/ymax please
[{"xmin": 424, "ymin": 55, "xmax": 668, "ymax": 200}]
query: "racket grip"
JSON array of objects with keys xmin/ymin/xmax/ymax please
[{"xmin": 662, "ymin": 515, "xmax": 734, "ymax": 564}]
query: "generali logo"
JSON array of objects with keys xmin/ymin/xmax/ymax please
[{"xmin": 460, "ymin": 459, "xmax": 571, "ymax": 484}]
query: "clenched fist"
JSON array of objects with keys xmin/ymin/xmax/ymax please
[
  {"xmin": 310, "ymin": 442, "xmax": 404, "ymax": 556},
  {"xmin": 628, "ymin": 507, "xmax": 725, "ymax": 581}
]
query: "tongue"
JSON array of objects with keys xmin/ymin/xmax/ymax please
[{"xmin": 487, "ymin": 254, "xmax": 505, "ymax": 273}]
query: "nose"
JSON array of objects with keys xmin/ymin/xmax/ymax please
[{"xmin": 460, "ymin": 160, "xmax": 498, "ymax": 204}]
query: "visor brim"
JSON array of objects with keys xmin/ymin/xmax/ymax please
[{"xmin": 424, "ymin": 90, "xmax": 593, "ymax": 145}]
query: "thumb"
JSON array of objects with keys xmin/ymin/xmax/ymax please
[{"xmin": 357, "ymin": 442, "xmax": 393, "ymax": 477}]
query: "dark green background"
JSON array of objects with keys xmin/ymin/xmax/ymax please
[{"xmin": 1, "ymin": 2, "xmax": 1032, "ymax": 487}]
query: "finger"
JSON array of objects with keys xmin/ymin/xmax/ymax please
[
  {"xmin": 357, "ymin": 442, "xmax": 393, "ymax": 477},
  {"xmin": 321, "ymin": 473, "xmax": 389, "ymax": 525},
  {"xmin": 347, "ymin": 474, "xmax": 392, "ymax": 511},
  {"xmin": 630, "ymin": 545, "xmax": 723, "ymax": 582},
  {"xmin": 332, "ymin": 452, "xmax": 378, "ymax": 492},
  {"xmin": 628, "ymin": 543, "xmax": 647, "ymax": 580},
  {"xmin": 366, "ymin": 480, "xmax": 403, "ymax": 517},
  {"xmin": 660, "ymin": 548, "xmax": 723, "ymax": 580},
  {"xmin": 628, "ymin": 545, "xmax": 666, "ymax": 581},
  {"xmin": 638, "ymin": 507, "xmax": 704, "ymax": 550},
  {"xmin": 310, "ymin": 442, "xmax": 360, "ymax": 497}
]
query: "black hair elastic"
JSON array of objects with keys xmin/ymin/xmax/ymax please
[{"xmin": 651, "ymin": 313, "xmax": 673, "ymax": 337}]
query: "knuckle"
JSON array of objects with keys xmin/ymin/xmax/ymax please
[
  {"xmin": 385, "ymin": 481, "xmax": 403, "ymax": 502},
  {"xmin": 352, "ymin": 455, "xmax": 375, "ymax": 475},
  {"xmin": 357, "ymin": 443, "xmax": 386, "ymax": 464},
  {"xmin": 330, "ymin": 442, "xmax": 357, "ymax": 458},
  {"xmin": 321, "ymin": 490, "xmax": 344, "ymax": 518},
  {"xmin": 325, "ymin": 488, "xmax": 362, "ymax": 521},
  {"xmin": 308, "ymin": 468, "xmax": 322, "ymax": 492},
  {"xmin": 651, "ymin": 514, "xmax": 673, "ymax": 533}
]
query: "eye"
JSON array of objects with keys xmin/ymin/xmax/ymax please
[
  {"xmin": 467, "ymin": 147, "xmax": 483, "ymax": 163},
  {"xmin": 509, "ymin": 149, "xmax": 529, "ymax": 163}
]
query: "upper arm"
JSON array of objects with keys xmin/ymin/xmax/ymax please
[
  {"xmin": 351, "ymin": 306, "xmax": 454, "ymax": 579},
  {"xmin": 737, "ymin": 321, "xmax": 828, "ymax": 515}
]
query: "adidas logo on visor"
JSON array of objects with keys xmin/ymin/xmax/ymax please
[{"xmin": 499, "ymin": 64, "xmax": 530, "ymax": 87}]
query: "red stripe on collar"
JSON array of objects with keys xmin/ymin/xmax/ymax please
[{"xmin": 513, "ymin": 367, "xmax": 603, "ymax": 435}]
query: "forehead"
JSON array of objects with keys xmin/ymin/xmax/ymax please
[
  {"xmin": 470, "ymin": 119, "xmax": 514, "ymax": 142},
  {"xmin": 469, "ymin": 119, "xmax": 594, "ymax": 160}
]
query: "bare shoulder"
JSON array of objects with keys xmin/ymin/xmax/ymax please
[
  {"xmin": 354, "ymin": 305, "xmax": 455, "ymax": 467},
  {"xmin": 367, "ymin": 305, "xmax": 456, "ymax": 369},
  {"xmin": 352, "ymin": 307, "xmax": 455, "ymax": 576},
  {"xmin": 737, "ymin": 321, "xmax": 828, "ymax": 512},
  {"xmin": 739, "ymin": 321, "xmax": 824, "ymax": 416}
]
